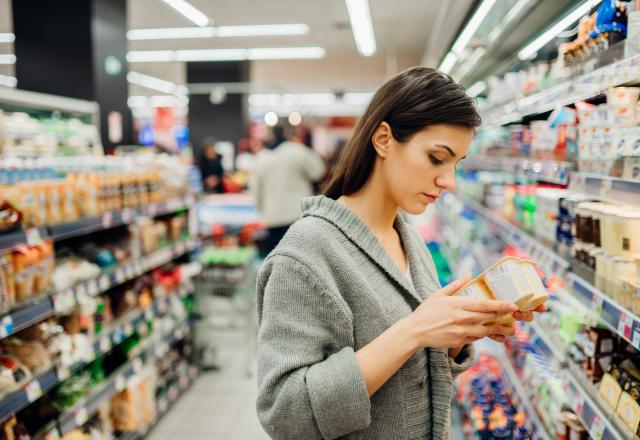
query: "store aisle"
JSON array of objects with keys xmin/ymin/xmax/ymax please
[{"xmin": 147, "ymin": 329, "xmax": 268, "ymax": 440}]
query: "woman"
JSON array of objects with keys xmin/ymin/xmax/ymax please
[{"xmin": 256, "ymin": 67, "xmax": 543, "ymax": 440}]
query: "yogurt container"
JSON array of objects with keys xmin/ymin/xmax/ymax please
[{"xmin": 457, "ymin": 256, "xmax": 549, "ymax": 324}]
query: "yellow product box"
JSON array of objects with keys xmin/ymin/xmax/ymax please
[
  {"xmin": 457, "ymin": 256, "xmax": 549, "ymax": 324},
  {"xmin": 617, "ymin": 391, "xmax": 640, "ymax": 434},
  {"xmin": 599, "ymin": 373, "xmax": 623, "ymax": 410}
]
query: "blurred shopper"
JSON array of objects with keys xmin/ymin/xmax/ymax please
[
  {"xmin": 200, "ymin": 137, "xmax": 225, "ymax": 194},
  {"xmin": 250, "ymin": 125, "xmax": 325, "ymax": 256},
  {"xmin": 256, "ymin": 68, "xmax": 545, "ymax": 440}
]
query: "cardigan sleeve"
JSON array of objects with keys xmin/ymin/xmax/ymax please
[{"xmin": 256, "ymin": 254, "xmax": 371, "ymax": 440}]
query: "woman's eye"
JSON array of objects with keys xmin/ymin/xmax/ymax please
[{"xmin": 428, "ymin": 155, "xmax": 443, "ymax": 165}]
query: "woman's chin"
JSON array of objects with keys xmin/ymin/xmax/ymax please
[{"xmin": 403, "ymin": 202, "xmax": 429, "ymax": 215}]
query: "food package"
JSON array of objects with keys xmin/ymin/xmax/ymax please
[
  {"xmin": 600, "ymin": 372, "xmax": 623, "ymax": 409},
  {"xmin": 12, "ymin": 246, "xmax": 38, "ymax": 304},
  {"xmin": 0, "ymin": 253, "xmax": 15, "ymax": 313},
  {"xmin": 457, "ymin": 256, "xmax": 549, "ymax": 324},
  {"xmin": 33, "ymin": 240, "xmax": 54, "ymax": 296},
  {"xmin": 2, "ymin": 338, "xmax": 52, "ymax": 372},
  {"xmin": 0, "ymin": 355, "xmax": 31, "ymax": 396}
]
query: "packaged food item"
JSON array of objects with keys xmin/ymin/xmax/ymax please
[
  {"xmin": 0, "ymin": 253, "xmax": 15, "ymax": 313},
  {"xmin": 12, "ymin": 246, "xmax": 38, "ymax": 304},
  {"xmin": 617, "ymin": 391, "xmax": 640, "ymax": 434},
  {"xmin": 33, "ymin": 240, "xmax": 54, "ymax": 296},
  {"xmin": 0, "ymin": 200, "xmax": 22, "ymax": 233},
  {"xmin": 0, "ymin": 355, "xmax": 31, "ymax": 395},
  {"xmin": 457, "ymin": 256, "xmax": 549, "ymax": 324},
  {"xmin": 46, "ymin": 181, "xmax": 64, "ymax": 225},
  {"xmin": 606, "ymin": 87, "xmax": 640, "ymax": 106},
  {"xmin": 2, "ymin": 338, "xmax": 51, "ymax": 372},
  {"xmin": 600, "ymin": 372, "xmax": 623, "ymax": 410}
]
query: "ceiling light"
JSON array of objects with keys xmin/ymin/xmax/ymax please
[
  {"xmin": 161, "ymin": 0, "xmax": 210, "ymax": 27},
  {"xmin": 288, "ymin": 112, "xmax": 302, "ymax": 126},
  {"xmin": 518, "ymin": 0, "xmax": 599, "ymax": 60},
  {"xmin": 264, "ymin": 112, "xmax": 278, "ymax": 127},
  {"xmin": 127, "ymin": 47, "xmax": 325, "ymax": 62},
  {"xmin": 246, "ymin": 47, "xmax": 325, "ymax": 60},
  {"xmin": 127, "ymin": 50, "xmax": 173, "ymax": 62},
  {"xmin": 127, "ymin": 24, "xmax": 309, "ymax": 40},
  {"xmin": 453, "ymin": 48, "xmax": 486, "ymax": 81},
  {"xmin": 127, "ymin": 27, "xmax": 214, "ymax": 40},
  {"xmin": 127, "ymin": 71, "xmax": 187, "ymax": 95},
  {"xmin": 0, "ymin": 74, "xmax": 17, "ymax": 87},
  {"xmin": 175, "ymin": 49, "xmax": 245, "ymax": 61},
  {"xmin": 466, "ymin": 81, "xmax": 486, "ymax": 97},
  {"xmin": 438, "ymin": 52, "xmax": 458, "ymax": 73},
  {"xmin": 345, "ymin": 0, "xmax": 377, "ymax": 56},
  {"xmin": 128, "ymin": 95, "xmax": 189, "ymax": 108},
  {"xmin": 451, "ymin": 0, "xmax": 497, "ymax": 54},
  {"xmin": 0, "ymin": 33, "xmax": 15, "ymax": 43},
  {"xmin": 487, "ymin": 0, "xmax": 536, "ymax": 45},
  {"xmin": 215, "ymin": 24, "xmax": 309, "ymax": 37},
  {"xmin": 0, "ymin": 54, "xmax": 16, "ymax": 64},
  {"xmin": 342, "ymin": 92, "xmax": 374, "ymax": 105}
]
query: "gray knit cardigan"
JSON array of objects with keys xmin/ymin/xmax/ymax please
[{"xmin": 256, "ymin": 195, "xmax": 474, "ymax": 439}]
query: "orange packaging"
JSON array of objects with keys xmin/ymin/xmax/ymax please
[
  {"xmin": 0, "ymin": 253, "xmax": 15, "ymax": 313},
  {"xmin": 33, "ymin": 240, "xmax": 54, "ymax": 296},
  {"xmin": 61, "ymin": 178, "xmax": 79, "ymax": 222},
  {"xmin": 46, "ymin": 181, "xmax": 64, "ymax": 225},
  {"xmin": 12, "ymin": 246, "xmax": 38, "ymax": 303}
]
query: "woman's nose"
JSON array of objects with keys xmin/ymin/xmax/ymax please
[{"xmin": 435, "ymin": 172, "xmax": 455, "ymax": 191}]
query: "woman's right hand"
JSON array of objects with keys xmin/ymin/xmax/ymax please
[{"xmin": 404, "ymin": 275, "xmax": 518, "ymax": 349}]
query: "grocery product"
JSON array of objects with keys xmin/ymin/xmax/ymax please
[{"xmin": 457, "ymin": 256, "xmax": 549, "ymax": 323}]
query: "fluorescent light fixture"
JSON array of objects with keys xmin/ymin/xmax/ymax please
[
  {"xmin": 264, "ymin": 111, "xmax": 278, "ymax": 127},
  {"xmin": 128, "ymin": 27, "xmax": 214, "ymax": 40},
  {"xmin": 127, "ymin": 24, "xmax": 309, "ymax": 40},
  {"xmin": 466, "ymin": 81, "xmax": 486, "ymax": 97},
  {"xmin": 175, "ymin": 48, "xmax": 245, "ymax": 61},
  {"xmin": 288, "ymin": 112, "xmax": 302, "ymax": 126},
  {"xmin": 249, "ymin": 93, "xmax": 336, "ymax": 107},
  {"xmin": 453, "ymin": 47, "xmax": 486, "ymax": 81},
  {"xmin": 127, "ymin": 47, "xmax": 325, "ymax": 62},
  {"xmin": 246, "ymin": 47, "xmax": 325, "ymax": 60},
  {"xmin": 161, "ymin": 0, "xmax": 210, "ymax": 27},
  {"xmin": 451, "ymin": 0, "xmax": 497, "ymax": 53},
  {"xmin": 215, "ymin": 24, "xmax": 309, "ymax": 37},
  {"xmin": 518, "ymin": 0, "xmax": 599, "ymax": 60},
  {"xmin": 345, "ymin": 0, "xmax": 377, "ymax": 56},
  {"xmin": 438, "ymin": 52, "xmax": 458, "ymax": 73},
  {"xmin": 0, "ymin": 74, "xmax": 17, "ymax": 87},
  {"xmin": 128, "ymin": 95, "xmax": 189, "ymax": 108},
  {"xmin": 0, "ymin": 33, "xmax": 15, "ymax": 43},
  {"xmin": 127, "ymin": 50, "xmax": 173, "ymax": 62},
  {"xmin": 0, "ymin": 54, "xmax": 16, "ymax": 64},
  {"xmin": 487, "ymin": 0, "xmax": 536, "ymax": 45},
  {"xmin": 127, "ymin": 71, "xmax": 188, "ymax": 95},
  {"xmin": 342, "ymin": 92, "xmax": 374, "ymax": 105}
]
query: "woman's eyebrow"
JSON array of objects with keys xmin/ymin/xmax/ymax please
[{"xmin": 434, "ymin": 144, "xmax": 456, "ymax": 157}]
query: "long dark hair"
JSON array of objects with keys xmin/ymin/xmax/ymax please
[{"xmin": 323, "ymin": 67, "xmax": 481, "ymax": 199}]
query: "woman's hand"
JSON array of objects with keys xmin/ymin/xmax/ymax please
[
  {"xmin": 403, "ymin": 275, "xmax": 518, "ymax": 349},
  {"xmin": 513, "ymin": 303, "xmax": 548, "ymax": 323}
]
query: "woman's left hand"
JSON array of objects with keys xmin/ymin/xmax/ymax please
[
  {"xmin": 487, "ymin": 304, "xmax": 547, "ymax": 342},
  {"xmin": 512, "ymin": 303, "xmax": 547, "ymax": 323}
]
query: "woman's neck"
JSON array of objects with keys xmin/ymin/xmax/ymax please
[{"xmin": 338, "ymin": 174, "xmax": 398, "ymax": 235}]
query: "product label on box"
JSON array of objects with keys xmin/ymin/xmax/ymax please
[
  {"xmin": 25, "ymin": 380, "xmax": 42, "ymax": 402},
  {"xmin": 484, "ymin": 263, "xmax": 520, "ymax": 302}
]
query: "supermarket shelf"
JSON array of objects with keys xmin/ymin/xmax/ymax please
[
  {"xmin": 50, "ymin": 196, "xmax": 195, "ymax": 241},
  {"xmin": 56, "ymin": 320, "xmax": 191, "ymax": 437},
  {"xmin": 462, "ymin": 155, "xmax": 573, "ymax": 185},
  {"xmin": 0, "ymin": 227, "xmax": 48, "ymax": 254},
  {"xmin": 0, "ymin": 286, "xmax": 193, "ymax": 425},
  {"xmin": 0, "ymin": 237, "xmax": 198, "ymax": 341},
  {"xmin": 524, "ymin": 320, "xmax": 567, "ymax": 366},
  {"xmin": 569, "ymin": 273, "xmax": 640, "ymax": 351},
  {"xmin": 448, "ymin": 192, "xmax": 570, "ymax": 277},
  {"xmin": 0, "ymin": 87, "xmax": 99, "ymax": 116},
  {"xmin": 562, "ymin": 360, "xmax": 637, "ymax": 440},
  {"xmin": 569, "ymin": 173, "xmax": 640, "ymax": 209},
  {"xmin": 481, "ymin": 54, "xmax": 640, "ymax": 125},
  {"xmin": 495, "ymin": 347, "xmax": 553, "ymax": 440}
]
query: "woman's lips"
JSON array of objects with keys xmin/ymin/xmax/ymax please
[{"xmin": 420, "ymin": 193, "xmax": 438, "ymax": 203}]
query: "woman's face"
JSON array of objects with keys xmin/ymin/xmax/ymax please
[{"xmin": 376, "ymin": 123, "xmax": 473, "ymax": 215}]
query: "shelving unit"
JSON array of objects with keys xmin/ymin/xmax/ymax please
[
  {"xmin": 568, "ymin": 173, "xmax": 640, "ymax": 208},
  {"xmin": 462, "ymin": 155, "xmax": 574, "ymax": 186},
  {"xmin": 481, "ymin": 54, "xmax": 640, "ymax": 125}
]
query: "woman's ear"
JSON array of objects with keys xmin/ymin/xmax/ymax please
[{"xmin": 371, "ymin": 122, "xmax": 393, "ymax": 158}]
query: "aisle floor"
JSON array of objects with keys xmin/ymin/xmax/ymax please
[{"xmin": 147, "ymin": 329, "xmax": 268, "ymax": 440}]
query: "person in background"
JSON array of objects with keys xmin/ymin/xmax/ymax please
[
  {"xmin": 200, "ymin": 137, "xmax": 225, "ymax": 194},
  {"xmin": 250, "ymin": 124, "xmax": 326, "ymax": 256}
]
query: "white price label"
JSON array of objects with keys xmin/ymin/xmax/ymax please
[
  {"xmin": 137, "ymin": 322, "xmax": 147, "ymax": 336},
  {"xmin": 575, "ymin": 393, "xmax": 585, "ymax": 416},
  {"xmin": 169, "ymin": 386, "xmax": 178, "ymax": 401},
  {"xmin": 600, "ymin": 179, "xmax": 613, "ymax": 198},
  {"xmin": 124, "ymin": 323, "xmax": 134, "ymax": 336},
  {"xmin": 57, "ymin": 365, "xmax": 70, "ymax": 381},
  {"xmin": 2, "ymin": 316, "xmax": 14, "ymax": 337},
  {"xmin": 99, "ymin": 336, "xmax": 112, "ymax": 353},
  {"xmin": 102, "ymin": 212, "xmax": 113, "ymax": 229},
  {"xmin": 179, "ymin": 375, "xmax": 188, "ymax": 388},
  {"xmin": 74, "ymin": 406, "xmax": 88, "ymax": 426},
  {"xmin": 633, "ymin": 328, "xmax": 640, "ymax": 349},
  {"xmin": 115, "ymin": 375, "xmax": 126, "ymax": 392},
  {"xmin": 99, "ymin": 275, "xmax": 110, "ymax": 291},
  {"xmin": 148, "ymin": 203, "xmax": 158, "ymax": 216},
  {"xmin": 25, "ymin": 228, "xmax": 42, "ymax": 246},
  {"xmin": 591, "ymin": 416, "xmax": 605, "ymax": 440},
  {"xmin": 158, "ymin": 397, "xmax": 168, "ymax": 413},
  {"xmin": 25, "ymin": 380, "xmax": 42, "ymax": 402},
  {"xmin": 134, "ymin": 261, "xmax": 143, "ymax": 275},
  {"xmin": 122, "ymin": 208, "xmax": 134, "ymax": 223},
  {"xmin": 115, "ymin": 268, "xmax": 125, "ymax": 284}
]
